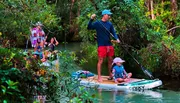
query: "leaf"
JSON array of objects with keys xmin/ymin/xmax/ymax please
[
  {"xmin": 3, "ymin": 100, "xmax": 7, "ymax": 103},
  {"xmin": 7, "ymin": 92, "xmax": 13, "ymax": 95},
  {"xmin": 1, "ymin": 85, "xmax": 6, "ymax": 95}
]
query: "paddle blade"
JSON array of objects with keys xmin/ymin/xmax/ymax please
[{"xmin": 141, "ymin": 65, "xmax": 154, "ymax": 80}]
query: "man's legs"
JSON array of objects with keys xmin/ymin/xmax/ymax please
[
  {"xmin": 108, "ymin": 56, "xmax": 113, "ymax": 78},
  {"xmin": 97, "ymin": 46, "xmax": 106, "ymax": 82},
  {"xmin": 107, "ymin": 46, "xmax": 114, "ymax": 79},
  {"xmin": 97, "ymin": 57, "xmax": 103, "ymax": 82}
]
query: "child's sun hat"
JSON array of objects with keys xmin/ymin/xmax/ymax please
[{"xmin": 112, "ymin": 57, "xmax": 125, "ymax": 65}]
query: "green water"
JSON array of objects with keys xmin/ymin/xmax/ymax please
[
  {"xmin": 57, "ymin": 42, "xmax": 180, "ymax": 103},
  {"xmin": 91, "ymin": 89, "xmax": 180, "ymax": 103},
  {"xmin": 57, "ymin": 42, "xmax": 82, "ymax": 52}
]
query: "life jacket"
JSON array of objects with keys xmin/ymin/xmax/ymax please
[{"xmin": 113, "ymin": 65, "xmax": 124, "ymax": 78}]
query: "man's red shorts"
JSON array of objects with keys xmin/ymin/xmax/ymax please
[{"xmin": 98, "ymin": 46, "xmax": 114, "ymax": 58}]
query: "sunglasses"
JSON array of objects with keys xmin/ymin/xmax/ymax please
[{"xmin": 106, "ymin": 14, "xmax": 111, "ymax": 16}]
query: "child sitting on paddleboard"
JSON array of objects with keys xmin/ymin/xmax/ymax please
[{"xmin": 112, "ymin": 57, "xmax": 132, "ymax": 83}]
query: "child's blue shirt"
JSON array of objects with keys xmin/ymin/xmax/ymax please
[{"xmin": 113, "ymin": 65, "xmax": 125, "ymax": 78}]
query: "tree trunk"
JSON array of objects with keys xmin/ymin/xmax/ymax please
[
  {"xmin": 69, "ymin": 0, "xmax": 80, "ymax": 41},
  {"xmin": 150, "ymin": 0, "xmax": 155, "ymax": 20},
  {"xmin": 72, "ymin": 0, "xmax": 81, "ymax": 41},
  {"xmin": 145, "ymin": 0, "xmax": 150, "ymax": 12},
  {"xmin": 77, "ymin": 0, "xmax": 80, "ymax": 16},
  {"xmin": 168, "ymin": 0, "xmax": 178, "ymax": 36},
  {"xmin": 171, "ymin": 0, "xmax": 178, "ymax": 17},
  {"xmin": 145, "ymin": 0, "xmax": 155, "ymax": 20},
  {"xmin": 69, "ymin": 0, "xmax": 75, "ymax": 26}
]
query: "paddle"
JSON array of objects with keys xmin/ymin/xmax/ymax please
[{"xmin": 96, "ymin": 20, "xmax": 154, "ymax": 79}]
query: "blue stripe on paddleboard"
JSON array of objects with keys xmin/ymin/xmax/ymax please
[{"xmin": 118, "ymin": 79, "xmax": 158, "ymax": 86}]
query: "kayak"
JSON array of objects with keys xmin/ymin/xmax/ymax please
[{"xmin": 72, "ymin": 71, "xmax": 162, "ymax": 91}]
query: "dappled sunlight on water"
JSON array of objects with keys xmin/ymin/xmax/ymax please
[{"xmin": 90, "ymin": 89, "xmax": 180, "ymax": 103}]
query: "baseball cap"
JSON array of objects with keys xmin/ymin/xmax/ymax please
[{"xmin": 102, "ymin": 9, "xmax": 112, "ymax": 15}]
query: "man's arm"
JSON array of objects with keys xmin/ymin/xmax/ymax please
[
  {"xmin": 87, "ymin": 14, "xmax": 96, "ymax": 30},
  {"xmin": 110, "ymin": 24, "xmax": 120, "ymax": 43}
]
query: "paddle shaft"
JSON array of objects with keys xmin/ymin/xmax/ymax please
[
  {"xmin": 119, "ymin": 43, "xmax": 154, "ymax": 79},
  {"xmin": 97, "ymin": 20, "xmax": 154, "ymax": 79},
  {"xmin": 97, "ymin": 20, "xmax": 141, "ymax": 63}
]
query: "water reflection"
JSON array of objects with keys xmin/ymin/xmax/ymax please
[{"xmin": 92, "ymin": 89, "xmax": 180, "ymax": 103}]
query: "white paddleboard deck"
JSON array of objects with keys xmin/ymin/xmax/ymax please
[{"xmin": 80, "ymin": 76, "xmax": 162, "ymax": 91}]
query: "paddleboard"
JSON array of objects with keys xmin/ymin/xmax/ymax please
[
  {"xmin": 80, "ymin": 76, "xmax": 162, "ymax": 91},
  {"xmin": 72, "ymin": 70, "xmax": 162, "ymax": 91}
]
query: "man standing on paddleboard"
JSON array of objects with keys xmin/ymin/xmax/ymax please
[{"xmin": 87, "ymin": 9, "xmax": 120, "ymax": 82}]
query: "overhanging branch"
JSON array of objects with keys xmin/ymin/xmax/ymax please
[{"xmin": 167, "ymin": 26, "xmax": 180, "ymax": 32}]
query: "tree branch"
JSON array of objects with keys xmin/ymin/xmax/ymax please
[{"xmin": 167, "ymin": 26, "xmax": 180, "ymax": 32}]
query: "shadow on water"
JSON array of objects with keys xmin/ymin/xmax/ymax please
[{"xmin": 56, "ymin": 42, "xmax": 180, "ymax": 103}]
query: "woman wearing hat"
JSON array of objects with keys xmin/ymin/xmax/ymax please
[
  {"xmin": 30, "ymin": 22, "xmax": 46, "ymax": 49},
  {"xmin": 87, "ymin": 9, "xmax": 120, "ymax": 82},
  {"xmin": 112, "ymin": 57, "xmax": 132, "ymax": 83}
]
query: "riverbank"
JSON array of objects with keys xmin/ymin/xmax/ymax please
[{"xmin": 159, "ymin": 78, "xmax": 180, "ymax": 91}]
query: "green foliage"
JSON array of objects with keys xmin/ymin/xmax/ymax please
[
  {"xmin": 70, "ymin": 87, "xmax": 95, "ymax": 103},
  {"xmin": 0, "ymin": 48, "xmax": 52, "ymax": 101},
  {"xmin": 138, "ymin": 35, "xmax": 180, "ymax": 78},
  {"xmin": 0, "ymin": 47, "xmax": 95, "ymax": 102},
  {"xmin": 173, "ymin": 35, "xmax": 180, "ymax": 51},
  {"xmin": 138, "ymin": 46, "xmax": 161, "ymax": 72},
  {"xmin": 0, "ymin": 48, "xmax": 42, "ymax": 102},
  {"xmin": 0, "ymin": 48, "xmax": 25, "ymax": 69},
  {"xmin": 76, "ymin": 0, "xmax": 180, "ymax": 78},
  {"xmin": 78, "ymin": 57, "xmax": 88, "ymax": 66},
  {"xmin": 80, "ymin": 42, "xmax": 97, "ymax": 59},
  {"xmin": 45, "ymin": 50, "xmax": 95, "ymax": 102},
  {"xmin": 136, "ymin": 0, "xmax": 180, "ymax": 78},
  {"xmin": 0, "ymin": 69, "xmax": 25, "ymax": 103},
  {"xmin": 0, "ymin": 0, "xmax": 61, "ymax": 47}
]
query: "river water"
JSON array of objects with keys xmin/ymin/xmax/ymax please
[
  {"xmin": 57, "ymin": 42, "xmax": 180, "ymax": 103},
  {"xmin": 90, "ymin": 89, "xmax": 180, "ymax": 103}
]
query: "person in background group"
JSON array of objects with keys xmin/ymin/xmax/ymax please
[
  {"xmin": 48, "ymin": 37, "xmax": 59, "ymax": 52},
  {"xmin": 33, "ymin": 41, "xmax": 43, "ymax": 59},
  {"xmin": 30, "ymin": 22, "xmax": 46, "ymax": 50},
  {"xmin": 87, "ymin": 9, "xmax": 120, "ymax": 82}
]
